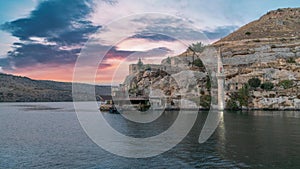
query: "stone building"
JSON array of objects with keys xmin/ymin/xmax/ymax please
[{"xmin": 129, "ymin": 58, "xmax": 182, "ymax": 75}]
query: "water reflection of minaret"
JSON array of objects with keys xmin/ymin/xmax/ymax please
[
  {"xmin": 216, "ymin": 48, "xmax": 225, "ymax": 110},
  {"xmin": 198, "ymin": 48, "xmax": 225, "ymax": 143}
]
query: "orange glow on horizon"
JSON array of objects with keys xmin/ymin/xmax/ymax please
[
  {"xmin": 4, "ymin": 57, "xmax": 130, "ymax": 85},
  {"xmin": 3, "ymin": 49, "xmax": 171, "ymax": 85}
]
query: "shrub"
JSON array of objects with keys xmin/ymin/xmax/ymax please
[
  {"xmin": 277, "ymin": 8, "xmax": 283, "ymax": 12},
  {"xmin": 279, "ymin": 80, "xmax": 293, "ymax": 89},
  {"xmin": 280, "ymin": 38, "xmax": 286, "ymax": 42},
  {"xmin": 286, "ymin": 57, "xmax": 296, "ymax": 63},
  {"xmin": 200, "ymin": 95, "xmax": 211, "ymax": 109},
  {"xmin": 226, "ymin": 98, "xmax": 239, "ymax": 110},
  {"xmin": 145, "ymin": 64, "xmax": 151, "ymax": 71},
  {"xmin": 245, "ymin": 31, "xmax": 251, "ymax": 36},
  {"xmin": 260, "ymin": 82, "xmax": 274, "ymax": 91},
  {"xmin": 248, "ymin": 77, "xmax": 261, "ymax": 88},
  {"xmin": 193, "ymin": 58, "xmax": 204, "ymax": 68},
  {"xmin": 205, "ymin": 76, "xmax": 211, "ymax": 90}
]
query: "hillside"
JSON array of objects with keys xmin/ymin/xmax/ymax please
[
  {"xmin": 213, "ymin": 7, "xmax": 300, "ymax": 109},
  {"xmin": 217, "ymin": 8, "xmax": 300, "ymax": 42},
  {"xmin": 123, "ymin": 7, "xmax": 300, "ymax": 110},
  {"xmin": 0, "ymin": 73, "xmax": 111, "ymax": 102}
]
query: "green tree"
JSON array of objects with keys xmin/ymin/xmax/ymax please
[
  {"xmin": 261, "ymin": 82, "xmax": 274, "ymax": 91},
  {"xmin": 248, "ymin": 77, "xmax": 261, "ymax": 88},
  {"xmin": 188, "ymin": 42, "xmax": 205, "ymax": 53},
  {"xmin": 237, "ymin": 84, "xmax": 250, "ymax": 108},
  {"xmin": 226, "ymin": 98, "xmax": 239, "ymax": 110}
]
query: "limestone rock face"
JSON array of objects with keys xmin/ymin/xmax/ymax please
[
  {"xmin": 123, "ymin": 54, "xmax": 210, "ymax": 108},
  {"xmin": 172, "ymin": 70, "xmax": 207, "ymax": 96},
  {"xmin": 208, "ymin": 8, "xmax": 300, "ymax": 110},
  {"xmin": 122, "ymin": 8, "xmax": 300, "ymax": 110},
  {"xmin": 296, "ymin": 57, "xmax": 300, "ymax": 64},
  {"xmin": 220, "ymin": 39, "xmax": 300, "ymax": 109}
]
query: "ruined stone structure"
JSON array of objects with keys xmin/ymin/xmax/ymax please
[{"xmin": 129, "ymin": 58, "xmax": 182, "ymax": 75}]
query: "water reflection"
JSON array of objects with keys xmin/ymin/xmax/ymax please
[
  {"xmin": 217, "ymin": 111, "xmax": 300, "ymax": 168},
  {"xmin": 75, "ymin": 102, "xmax": 199, "ymax": 158},
  {"xmin": 199, "ymin": 110, "xmax": 223, "ymax": 143},
  {"xmin": 0, "ymin": 103, "xmax": 300, "ymax": 168},
  {"xmin": 251, "ymin": 110, "xmax": 300, "ymax": 118}
]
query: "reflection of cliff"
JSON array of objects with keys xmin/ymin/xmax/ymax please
[{"xmin": 215, "ymin": 111, "xmax": 300, "ymax": 168}]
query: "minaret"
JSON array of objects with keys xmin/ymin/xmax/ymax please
[{"xmin": 216, "ymin": 48, "xmax": 225, "ymax": 110}]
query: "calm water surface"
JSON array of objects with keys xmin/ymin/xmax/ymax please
[{"xmin": 0, "ymin": 102, "xmax": 300, "ymax": 169}]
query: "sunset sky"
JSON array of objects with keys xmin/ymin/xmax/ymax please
[{"xmin": 0, "ymin": 0, "xmax": 299, "ymax": 85}]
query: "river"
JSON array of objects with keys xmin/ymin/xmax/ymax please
[{"xmin": 0, "ymin": 102, "xmax": 299, "ymax": 168}]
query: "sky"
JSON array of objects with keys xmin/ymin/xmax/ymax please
[{"xmin": 0, "ymin": 0, "xmax": 299, "ymax": 85}]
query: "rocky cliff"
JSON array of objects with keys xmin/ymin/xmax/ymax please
[
  {"xmin": 124, "ymin": 56, "xmax": 211, "ymax": 108},
  {"xmin": 124, "ymin": 7, "xmax": 300, "ymax": 110},
  {"xmin": 214, "ymin": 8, "xmax": 300, "ymax": 109}
]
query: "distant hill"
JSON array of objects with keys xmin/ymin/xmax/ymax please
[{"xmin": 0, "ymin": 73, "xmax": 111, "ymax": 102}]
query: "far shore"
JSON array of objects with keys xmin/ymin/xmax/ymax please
[{"xmin": 1, "ymin": 101, "xmax": 300, "ymax": 111}]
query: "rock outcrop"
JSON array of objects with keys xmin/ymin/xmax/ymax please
[
  {"xmin": 213, "ymin": 8, "xmax": 300, "ymax": 109},
  {"xmin": 123, "ymin": 56, "xmax": 211, "ymax": 109},
  {"xmin": 122, "ymin": 8, "xmax": 300, "ymax": 110}
]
